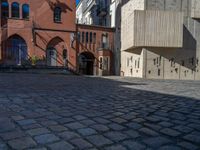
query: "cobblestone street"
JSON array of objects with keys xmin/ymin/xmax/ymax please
[{"xmin": 0, "ymin": 73, "xmax": 200, "ymax": 150}]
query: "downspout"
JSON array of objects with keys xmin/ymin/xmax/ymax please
[
  {"xmin": 143, "ymin": 48, "xmax": 147, "ymax": 79},
  {"xmin": 75, "ymin": 24, "xmax": 79, "ymax": 74}
]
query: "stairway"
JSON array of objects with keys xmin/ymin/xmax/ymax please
[{"xmin": 0, "ymin": 65, "xmax": 78, "ymax": 75}]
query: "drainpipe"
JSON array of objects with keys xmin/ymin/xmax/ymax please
[
  {"xmin": 144, "ymin": 48, "xmax": 147, "ymax": 79},
  {"xmin": 18, "ymin": 44, "xmax": 22, "ymax": 66},
  {"xmin": 75, "ymin": 24, "xmax": 79, "ymax": 74},
  {"xmin": 163, "ymin": 57, "xmax": 165, "ymax": 79}
]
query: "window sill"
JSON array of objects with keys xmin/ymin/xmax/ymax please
[
  {"xmin": 54, "ymin": 21, "xmax": 62, "ymax": 24},
  {"xmin": 11, "ymin": 17, "xmax": 20, "ymax": 19},
  {"xmin": 23, "ymin": 18, "xmax": 30, "ymax": 21},
  {"xmin": 6, "ymin": 17, "xmax": 30, "ymax": 21}
]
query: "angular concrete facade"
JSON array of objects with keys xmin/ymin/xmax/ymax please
[
  {"xmin": 121, "ymin": 0, "xmax": 200, "ymax": 80},
  {"xmin": 121, "ymin": 10, "xmax": 184, "ymax": 50}
]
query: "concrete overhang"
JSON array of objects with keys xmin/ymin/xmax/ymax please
[{"xmin": 121, "ymin": 10, "xmax": 184, "ymax": 51}]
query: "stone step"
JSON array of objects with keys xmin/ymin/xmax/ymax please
[{"xmin": 0, "ymin": 66, "xmax": 78, "ymax": 75}]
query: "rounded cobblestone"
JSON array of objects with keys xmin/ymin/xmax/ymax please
[{"xmin": 0, "ymin": 74, "xmax": 199, "ymax": 149}]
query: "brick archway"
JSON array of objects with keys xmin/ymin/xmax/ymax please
[
  {"xmin": 79, "ymin": 52, "xmax": 95, "ymax": 75},
  {"xmin": 4, "ymin": 34, "xmax": 28, "ymax": 65},
  {"xmin": 46, "ymin": 36, "xmax": 66, "ymax": 66}
]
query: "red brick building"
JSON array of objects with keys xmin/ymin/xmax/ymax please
[
  {"xmin": 77, "ymin": 24, "xmax": 114, "ymax": 75},
  {"xmin": 0, "ymin": 0, "xmax": 114, "ymax": 75}
]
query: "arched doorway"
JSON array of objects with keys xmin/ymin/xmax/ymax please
[
  {"xmin": 5, "ymin": 35, "xmax": 28, "ymax": 65},
  {"xmin": 79, "ymin": 52, "xmax": 95, "ymax": 75},
  {"xmin": 46, "ymin": 37, "xmax": 66, "ymax": 67}
]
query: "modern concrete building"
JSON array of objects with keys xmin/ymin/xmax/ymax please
[
  {"xmin": 110, "ymin": 0, "xmax": 130, "ymax": 75},
  {"xmin": 121, "ymin": 0, "xmax": 200, "ymax": 80},
  {"xmin": 76, "ymin": 0, "xmax": 111, "ymax": 27}
]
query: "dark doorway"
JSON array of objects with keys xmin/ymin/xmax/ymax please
[{"xmin": 79, "ymin": 52, "xmax": 95, "ymax": 75}]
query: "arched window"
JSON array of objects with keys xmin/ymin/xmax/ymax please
[
  {"xmin": 1, "ymin": 2, "xmax": 9, "ymax": 18},
  {"xmin": 22, "ymin": 4, "xmax": 29, "ymax": 19},
  {"xmin": 54, "ymin": 7, "xmax": 62, "ymax": 22},
  {"xmin": 11, "ymin": 2, "xmax": 20, "ymax": 18}
]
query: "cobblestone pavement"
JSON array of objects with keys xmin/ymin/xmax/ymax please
[{"xmin": 0, "ymin": 73, "xmax": 200, "ymax": 150}]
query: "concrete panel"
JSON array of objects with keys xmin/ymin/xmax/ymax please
[
  {"xmin": 146, "ymin": 0, "xmax": 165, "ymax": 10},
  {"xmin": 121, "ymin": 10, "xmax": 184, "ymax": 50},
  {"xmin": 181, "ymin": 0, "xmax": 189, "ymax": 16},
  {"xmin": 121, "ymin": 0, "xmax": 145, "ymax": 51},
  {"xmin": 156, "ymin": 0, "xmax": 165, "ymax": 10},
  {"xmin": 191, "ymin": 0, "xmax": 200, "ymax": 18},
  {"xmin": 165, "ymin": 0, "xmax": 182, "ymax": 11},
  {"xmin": 146, "ymin": 0, "xmax": 157, "ymax": 10}
]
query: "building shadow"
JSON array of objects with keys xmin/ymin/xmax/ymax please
[
  {"xmin": 45, "ymin": 0, "xmax": 73, "ymax": 13},
  {"xmin": 0, "ymin": 74, "xmax": 199, "ymax": 147}
]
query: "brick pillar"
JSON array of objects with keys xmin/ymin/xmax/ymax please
[{"xmin": 0, "ymin": 42, "xmax": 1, "ymax": 61}]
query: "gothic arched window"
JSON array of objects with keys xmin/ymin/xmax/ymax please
[
  {"xmin": 22, "ymin": 4, "xmax": 30, "ymax": 19},
  {"xmin": 1, "ymin": 2, "xmax": 9, "ymax": 18},
  {"xmin": 11, "ymin": 2, "xmax": 20, "ymax": 18}
]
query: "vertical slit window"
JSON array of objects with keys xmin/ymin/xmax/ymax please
[
  {"xmin": 86, "ymin": 32, "xmax": 89, "ymax": 43},
  {"xmin": 93, "ymin": 33, "xmax": 96, "ymax": 44},
  {"xmin": 90, "ymin": 32, "xmax": 93, "ymax": 43},
  {"xmin": 82, "ymin": 32, "xmax": 85, "ymax": 43}
]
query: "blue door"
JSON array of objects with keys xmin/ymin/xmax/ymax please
[{"xmin": 6, "ymin": 35, "xmax": 28, "ymax": 65}]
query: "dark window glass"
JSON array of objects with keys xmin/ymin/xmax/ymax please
[
  {"xmin": 54, "ymin": 7, "xmax": 62, "ymax": 22},
  {"xmin": 158, "ymin": 69, "xmax": 161, "ymax": 76},
  {"xmin": 1, "ymin": 2, "xmax": 9, "ymax": 18},
  {"xmin": 12, "ymin": 2, "xmax": 20, "ymax": 18},
  {"xmin": 138, "ymin": 59, "xmax": 140, "ymax": 68},
  {"xmin": 153, "ymin": 59, "xmax": 156, "ymax": 65},
  {"xmin": 82, "ymin": 32, "xmax": 85, "ymax": 43},
  {"xmin": 93, "ymin": 33, "xmax": 96, "ymax": 44},
  {"xmin": 77, "ymin": 32, "xmax": 81, "ymax": 42},
  {"xmin": 63, "ymin": 49, "xmax": 67, "ymax": 59},
  {"xmin": 22, "ymin": 4, "xmax": 29, "ymax": 19},
  {"xmin": 90, "ymin": 32, "xmax": 93, "ymax": 43},
  {"xmin": 100, "ymin": 57, "xmax": 103, "ymax": 69},
  {"xmin": 86, "ymin": 32, "xmax": 88, "ymax": 43},
  {"xmin": 181, "ymin": 60, "xmax": 185, "ymax": 66}
]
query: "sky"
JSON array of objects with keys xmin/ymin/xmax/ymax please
[{"xmin": 76, "ymin": 0, "xmax": 80, "ymax": 5}]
